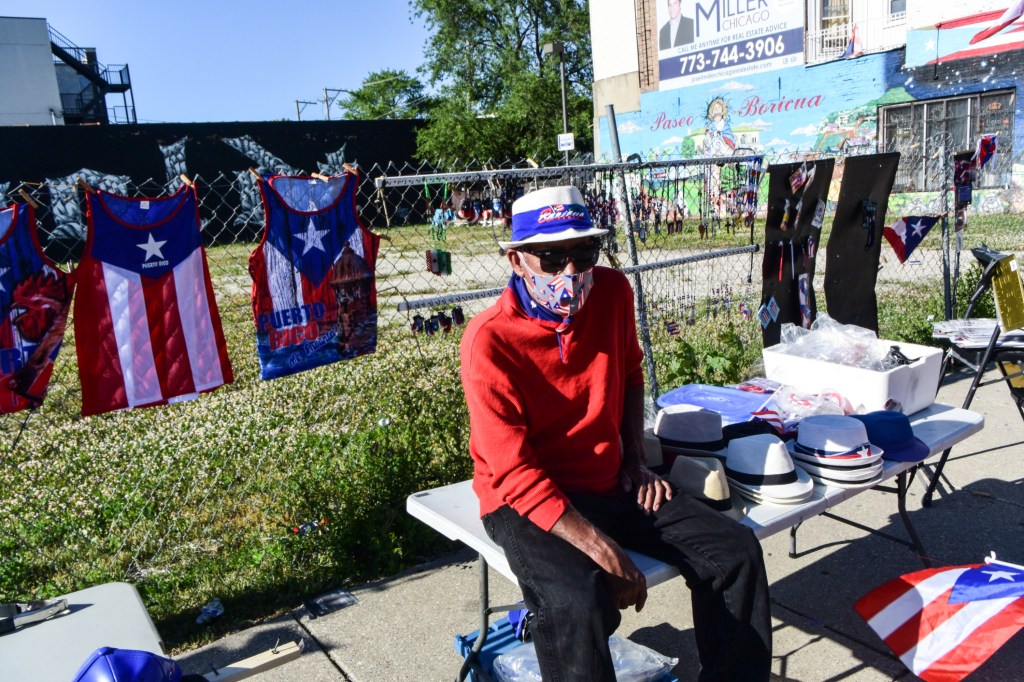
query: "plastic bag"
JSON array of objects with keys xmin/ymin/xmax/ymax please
[
  {"xmin": 492, "ymin": 634, "xmax": 678, "ymax": 682},
  {"xmin": 756, "ymin": 384, "xmax": 855, "ymax": 435},
  {"xmin": 776, "ymin": 314, "xmax": 897, "ymax": 371}
]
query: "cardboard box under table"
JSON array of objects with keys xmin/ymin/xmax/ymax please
[
  {"xmin": 407, "ymin": 404, "xmax": 983, "ymax": 682},
  {"xmin": 762, "ymin": 339, "xmax": 943, "ymax": 414}
]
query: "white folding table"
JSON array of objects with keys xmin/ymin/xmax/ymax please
[
  {"xmin": 406, "ymin": 403, "xmax": 984, "ymax": 681},
  {"xmin": 0, "ymin": 582, "xmax": 166, "ymax": 682}
]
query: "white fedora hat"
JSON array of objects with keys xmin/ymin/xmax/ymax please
[
  {"xmin": 654, "ymin": 404, "xmax": 727, "ymax": 468},
  {"xmin": 498, "ymin": 185, "xmax": 608, "ymax": 249},
  {"xmin": 724, "ymin": 433, "xmax": 814, "ymax": 503},
  {"xmin": 666, "ymin": 455, "xmax": 747, "ymax": 521},
  {"xmin": 786, "ymin": 415, "xmax": 883, "ymax": 467}
]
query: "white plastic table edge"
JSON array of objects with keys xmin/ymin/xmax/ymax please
[{"xmin": 406, "ymin": 403, "xmax": 984, "ymax": 588}]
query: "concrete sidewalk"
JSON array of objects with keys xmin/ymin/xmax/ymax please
[{"xmin": 177, "ymin": 368, "xmax": 1024, "ymax": 681}]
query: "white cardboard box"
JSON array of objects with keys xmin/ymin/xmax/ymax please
[{"xmin": 762, "ymin": 340, "xmax": 943, "ymax": 415}]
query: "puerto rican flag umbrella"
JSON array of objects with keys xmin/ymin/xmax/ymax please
[
  {"xmin": 856, "ymin": 557, "xmax": 1024, "ymax": 681},
  {"xmin": 884, "ymin": 216, "xmax": 939, "ymax": 264}
]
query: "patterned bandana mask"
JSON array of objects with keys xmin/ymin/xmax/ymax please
[{"xmin": 521, "ymin": 259, "xmax": 594, "ymax": 316}]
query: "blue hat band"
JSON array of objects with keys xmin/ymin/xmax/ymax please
[{"xmin": 510, "ymin": 203, "xmax": 593, "ymax": 243}]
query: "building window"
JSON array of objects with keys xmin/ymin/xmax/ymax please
[
  {"xmin": 821, "ymin": 0, "xmax": 850, "ymax": 31},
  {"xmin": 881, "ymin": 90, "xmax": 1015, "ymax": 192}
]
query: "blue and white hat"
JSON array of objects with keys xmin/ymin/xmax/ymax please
[{"xmin": 498, "ymin": 185, "xmax": 608, "ymax": 249}]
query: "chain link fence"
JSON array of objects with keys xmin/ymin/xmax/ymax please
[{"xmin": 1, "ymin": 148, "xmax": 1020, "ymax": 643}]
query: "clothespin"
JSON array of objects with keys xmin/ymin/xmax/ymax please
[
  {"xmin": 248, "ymin": 167, "xmax": 262, "ymax": 182},
  {"xmin": 311, "ymin": 172, "xmax": 331, "ymax": 182},
  {"xmin": 373, "ymin": 231, "xmax": 393, "ymax": 243},
  {"xmin": 526, "ymin": 158, "xmax": 539, "ymax": 169},
  {"xmin": 18, "ymin": 188, "xmax": 39, "ymax": 209},
  {"xmin": 179, "ymin": 174, "xmax": 194, "ymax": 188},
  {"xmin": 342, "ymin": 162, "xmax": 357, "ymax": 174},
  {"xmin": 76, "ymin": 177, "xmax": 95, "ymax": 194}
]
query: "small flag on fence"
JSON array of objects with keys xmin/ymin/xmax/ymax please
[
  {"xmin": 855, "ymin": 558, "xmax": 1024, "ymax": 682},
  {"xmin": 841, "ymin": 24, "xmax": 862, "ymax": 58},
  {"xmin": 970, "ymin": 1, "xmax": 1024, "ymax": 45},
  {"xmin": 973, "ymin": 134, "xmax": 998, "ymax": 170},
  {"xmin": 884, "ymin": 216, "xmax": 939, "ymax": 264}
]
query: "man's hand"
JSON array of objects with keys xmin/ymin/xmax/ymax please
[
  {"xmin": 619, "ymin": 463, "xmax": 673, "ymax": 515},
  {"xmin": 550, "ymin": 508, "xmax": 648, "ymax": 612}
]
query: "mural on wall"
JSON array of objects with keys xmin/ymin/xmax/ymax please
[
  {"xmin": 605, "ymin": 7, "xmax": 1024, "ymax": 167},
  {"xmin": 604, "ymin": 53, "xmax": 891, "ymax": 160},
  {"xmin": 653, "ymin": 0, "xmax": 805, "ymax": 91}
]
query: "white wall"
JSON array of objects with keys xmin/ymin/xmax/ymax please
[
  {"xmin": 0, "ymin": 17, "xmax": 63, "ymax": 126},
  {"xmin": 590, "ymin": 0, "xmax": 639, "ymax": 80}
]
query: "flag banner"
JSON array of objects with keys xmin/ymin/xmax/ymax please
[
  {"xmin": 974, "ymin": 134, "xmax": 998, "ymax": 170},
  {"xmin": 841, "ymin": 24, "xmax": 863, "ymax": 58},
  {"xmin": 856, "ymin": 560, "xmax": 1024, "ymax": 681},
  {"xmin": 883, "ymin": 216, "xmax": 939, "ymax": 264},
  {"xmin": 970, "ymin": 1, "xmax": 1024, "ymax": 44}
]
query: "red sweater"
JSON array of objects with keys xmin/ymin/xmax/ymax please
[{"xmin": 460, "ymin": 266, "xmax": 645, "ymax": 531}]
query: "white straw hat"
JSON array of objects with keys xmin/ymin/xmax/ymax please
[
  {"xmin": 654, "ymin": 404, "xmax": 727, "ymax": 467},
  {"xmin": 786, "ymin": 415, "xmax": 883, "ymax": 469},
  {"xmin": 724, "ymin": 433, "xmax": 814, "ymax": 503}
]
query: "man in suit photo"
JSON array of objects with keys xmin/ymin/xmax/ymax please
[{"xmin": 660, "ymin": 0, "xmax": 695, "ymax": 49}]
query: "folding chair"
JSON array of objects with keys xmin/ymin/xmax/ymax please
[{"xmin": 924, "ymin": 245, "xmax": 1024, "ymax": 506}]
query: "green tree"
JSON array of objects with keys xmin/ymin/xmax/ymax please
[
  {"xmin": 337, "ymin": 69, "xmax": 433, "ymax": 120},
  {"xmin": 411, "ymin": 0, "xmax": 593, "ymax": 164}
]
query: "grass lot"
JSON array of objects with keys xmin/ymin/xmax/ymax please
[{"xmin": 0, "ymin": 212, "xmax": 1015, "ymax": 649}]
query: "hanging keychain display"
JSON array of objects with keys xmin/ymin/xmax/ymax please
[{"xmin": 860, "ymin": 199, "xmax": 878, "ymax": 251}]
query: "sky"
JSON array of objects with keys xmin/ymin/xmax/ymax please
[{"xmin": 9, "ymin": 1, "xmax": 432, "ymax": 123}]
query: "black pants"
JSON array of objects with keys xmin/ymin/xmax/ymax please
[{"xmin": 482, "ymin": 489, "xmax": 771, "ymax": 682}]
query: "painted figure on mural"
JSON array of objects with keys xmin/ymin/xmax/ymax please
[
  {"xmin": 659, "ymin": 0, "xmax": 695, "ymax": 49},
  {"xmin": 701, "ymin": 97, "xmax": 736, "ymax": 157}
]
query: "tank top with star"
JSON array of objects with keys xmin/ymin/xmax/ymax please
[
  {"xmin": 74, "ymin": 186, "xmax": 233, "ymax": 416},
  {"xmin": 249, "ymin": 172, "xmax": 380, "ymax": 380}
]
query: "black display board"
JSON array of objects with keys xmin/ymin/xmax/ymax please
[
  {"xmin": 759, "ymin": 158, "xmax": 835, "ymax": 347},
  {"xmin": 823, "ymin": 152, "xmax": 900, "ymax": 333}
]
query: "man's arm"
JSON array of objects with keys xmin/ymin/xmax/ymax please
[
  {"xmin": 619, "ymin": 383, "xmax": 673, "ymax": 514},
  {"xmin": 549, "ymin": 506, "xmax": 648, "ymax": 612}
]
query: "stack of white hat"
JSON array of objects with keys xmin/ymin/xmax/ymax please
[
  {"xmin": 723, "ymin": 433, "xmax": 814, "ymax": 505},
  {"xmin": 786, "ymin": 415, "xmax": 884, "ymax": 488}
]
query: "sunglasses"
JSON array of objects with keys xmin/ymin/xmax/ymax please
[{"xmin": 519, "ymin": 240, "xmax": 601, "ymax": 274}]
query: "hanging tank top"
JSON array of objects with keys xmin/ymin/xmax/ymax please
[
  {"xmin": 75, "ymin": 185, "xmax": 233, "ymax": 416},
  {"xmin": 249, "ymin": 171, "xmax": 380, "ymax": 380},
  {"xmin": 0, "ymin": 203, "xmax": 73, "ymax": 414}
]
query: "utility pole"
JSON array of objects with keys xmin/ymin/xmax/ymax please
[
  {"xmin": 543, "ymin": 41, "xmax": 570, "ymax": 166},
  {"xmin": 323, "ymin": 89, "xmax": 346, "ymax": 120},
  {"xmin": 295, "ymin": 100, "xmax": 317, "ymax": 121}
]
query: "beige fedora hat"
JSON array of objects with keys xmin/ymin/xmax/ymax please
[{"xmin": 666, "ymin": 455, "xmax": 747, "ymax": 521}]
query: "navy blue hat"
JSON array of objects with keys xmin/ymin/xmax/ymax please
[
  {"xmin": 850, "ymin": 411, "xmax": 930, "ymax": 463},
  {"xmin": 72, "ymin": 647, "xmax": 182, "ymax": 682}
]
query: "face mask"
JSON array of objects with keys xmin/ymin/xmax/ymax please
[{"xmin": 521, "ymin": 258, "xmax": 594, "ymax": 316}]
